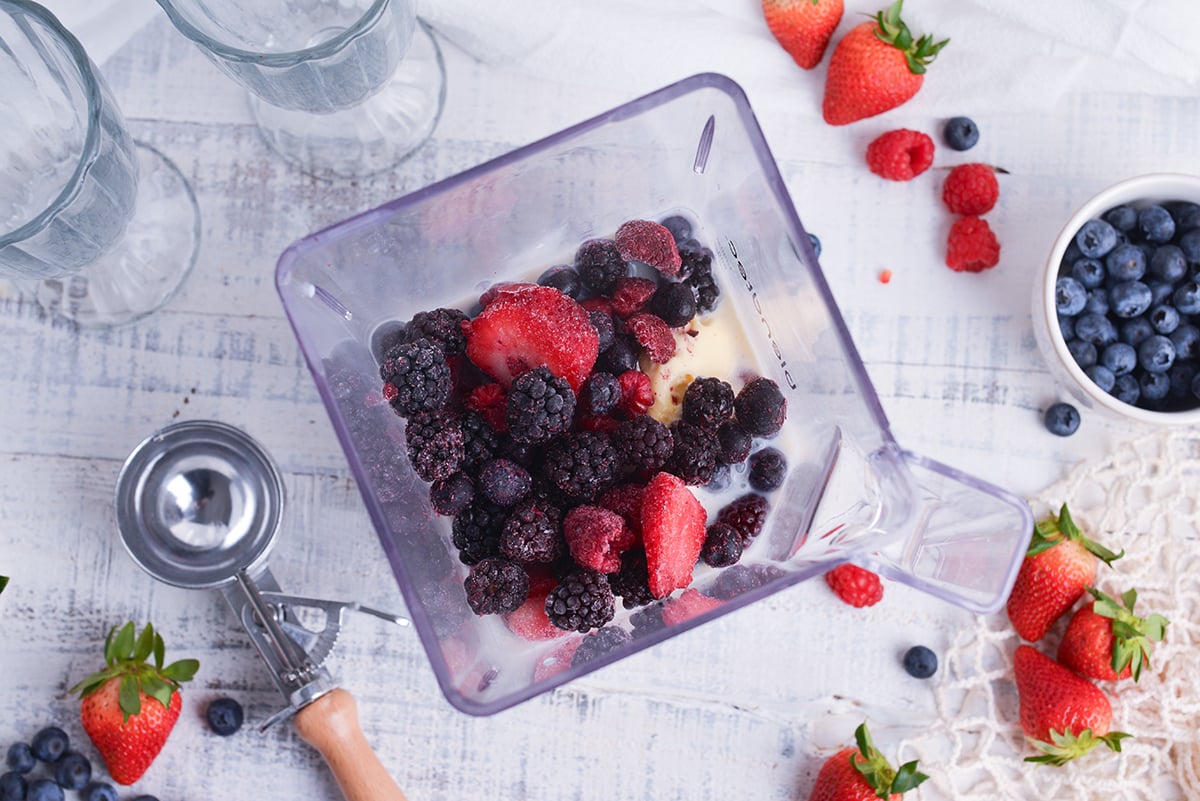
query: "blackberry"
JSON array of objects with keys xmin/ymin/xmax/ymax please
[
  {"xmin": 478, "ymin": 458, "xmax": 532, "ymax": 507},
  {"xmin": 682, "ymin": 376, "xmax": 735, "ymax": 430},
  {"xmin": 499, "ymin": 497, "xmax": 564, "ymax": 564},
  {"xmin": 404, "ymin": 409, "xmax": 465, "ymax": 482},
  {"xmin": 629, "ymin": 603, "xmax": 665, "ymax": 634},
  {"xmin": 464, "ymin": 557, "xmax": 529, "ymax": 615},
  {"xmin": 571, "ymin": 625, "xmax": 633, "ymax": 667},
  {"xmin": 327, "ymin": 365, "xmax": 390, "ymax": 434},
  {"xmin": 748, "ymin": 447, "xmax": 788, "ymax": 491},
  {"xmin": 544, "ymin": 570, "xmax": 616, "ymax": 632},
  {"xmin": 608, "ymin": 547, "xmax": 654, "ymax": 609},
  {"xmin": 537, "ymin": 265, "xmax": 582, "ymax": 298},
  {"xmin": 357, "ymin": 426, "xmax": 412, "ymax": 503},
  {"xmin": 589, "ymin": 309, "xmax": 616, "ymax": 353},
  {"xmin": 701, "ymin": 522, "xmax": 744, "ymax": 568},
  {"xmin": 506, "ymin": 366, "xmax": 576, "ymax": 444},
  {"xmin": 596, "ymin": 335, "xmax": 640, "ymax": 375},
  {"xmin": 717, "ymin": 493, "xmax": 770, "ymax": 544},
  {"xmin": 501, "ymin": 438, "xmax": 543, "ymax": 471},
  {"xmin": 369, "ymin": 320, "xmax": 407, "ymax": 362},
  {"xmin": 429, "ymin": 471, "xmax": 474, "ymax": 516},
  {"xmin": 735, "ymin": 377, "xmax": 788, "ymax": 436},
  {"xmin": 580, "ymin": 372, "xmax": 622, "ymax": 416},
  {"xmin": 709, "ymin": 564, "xmax": 785, "ymax": 600},
  {"xmin": 451, "ymin": 497, "xmax": 507, "ymax": 564},
  {"xmin": 665, "ymin": 421, "xmax": 720, "ymax": 485},
  {"xmin": 575, "ymin": 238, "xmax": 627, "ymax": 295},
  {"xmin": 543, "ymin": 431, "xmax": 621, "ymax": 500},
  {"xmin": 680, "ymin": 244, "xmax": 721, "ymax": 312},
  {"xmin": 612, "ymin": 415, "xmax": 673, "ymax": 473},
  {"xmin": 716, "ymin": 421, "xmax": 753, "ymax": 464},
  {"xmin": 651, "ymin": 282, "xmax": 698, "ymax": 328},
  {"xmin": 402, "ymin": 307, "xmax": 468, "ymax": 357},
  {"xmin": 460, "ymin": 410, "xmax": 500, "ymax": 471},
  {"xmin": 380, "ymin": 337, "xmax": 452, "ymax": 417}
]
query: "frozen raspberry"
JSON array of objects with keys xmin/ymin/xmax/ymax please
[
  {"xmin": 865, "ymin": 129, "xmax": 935, "ymax": 181},
  {"xmin": 402, "ymin": 307, "xmax": 469, "ymax": 356},
  {"xmin": 682, "ymin": 376, "xmax": 735, "ymax": 431},
  {"xmin": 942, "ymin": 163, "xmax": 1000, "ymax": 215},
  {"xmin": 571, "ymin": 625, "xmax": 633, "ymax": 666},
  {"xmin": 617, "ymin": 370, "xmax": 654, "ymax": 416},
  {"xmin": 563, "ymin": 505, "xmax": 635, "ymax": 573},
  {"xmin": 716, "ymin": 493, "xmax": 770, "ymax": 544},
  {"xmin": 506, "ymin": 366, "xmax": 576, "ymax": 444},
  {"xmin": 625, "ymin": 313, "xmax": 677, "ymax": 363},
  {"xmin": 465, "ymin": 382, "xmax": 508, "ymax": 433},
  {"xmin": 946, "ymin": 216, "xmax": 1001, "ymax": 273},
  {"xmin": 734, "ymin": 377, "xmax": 788, "ymax": 437},
  {"xmin": 610, "ymin": 276, "xmax": 659, "ymax": 318},
  {"xmin": 404, "ymin": 409, "xmax": 464, "ymax": 482},
  {"xmin": 615, "ymin": 219, "xmax": 682, "ymax": 276},
  {"xmin": 545, "ymin": 570, "xmax": 616, "ymax": 632},
  {"xmin": 575, "ymin": 238, "xmax": 627, "ymax": 294},
  {"xmin": 665, "ymin": 422, "xmax": 719, "ymax": 485},
  {"xmin": 477, "ymin": 458, "xmax": 532, "ymax": 507},
  {"xmin": 608, "ymin": 548, "xmax": 654, "ymax": 609},
  {"xmin": 700, "ymin": 522, "xmax": 743, "ymax": 567},
  {"xmin": 597, "ymin": 482, "xmax": 646, "ymax": 537},
  {"xmin": 464, "ymin": 557, "xmax": 529, "ymax": 615},
  {"xmin": 499, "ymin": 498, "xmax": 564, "ymax": 564},
  {"xmin": 824, "ymin": 563, "xmax": 884, "ymax": 608},
  {"xmin": 543, "ymin": 431, "xmax": 621, "ymax": 501},
  {"xmin": 379, "ymin": 337, "xmax": 452, "ymax": 417},
  {"xmin": 430, "ymin": 471, "xmax": 474, "ymax": 516}
]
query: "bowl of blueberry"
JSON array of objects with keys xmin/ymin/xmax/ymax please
[{"xmin": 1038, "ymin": 173, "xmax": 1200, "ymax": 426}]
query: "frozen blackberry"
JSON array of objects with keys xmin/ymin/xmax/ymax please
[
  {"xmin": 571, "ymin": 625, "xmax": 633, "ymax": 667},
  {"xmin": 735, "ymin": 377, "xmax": 788, "ymax": 436},
  {"xmin": 459, "ymin": 410, "xmax": 500, "ymax": 471},
  {"xmin": 404, "ymin": 409, "xmax": 465, "ymax": 482},
  {"xmin": 506, "ymin": 366, "xmax": 576, "ymax": 445},
  {"xmin": 430, "ymin": 471, "xmax": 474, "ymax": 516},
  {"xmin": 748, "ymin": 447, "xmax": 787, "ymax": 491},
  {"xmin": 499, "ymin": 497, "xmax": 563, "ymax": 564},
  {"xmin": 357, "ymin": 427, "xmax": 412, "ymax": 503},
  {"xmin": 589, "ymin": 309, "xmax": 616, "ymax": 352},
  {"xmin": 477, "ymin": 458, "xmax": 532, "ymax": 507},
  {"xmin": 379, "ymin": 337, "xmax": 452, "ymax": 417},
  {"xmin": 709, "ymin": 564, "xmax": 786, "ymax": 600},
  {"xmin": 501, "ymin": 438, "xmax": 543, "ymax": 471},
  {"xmin": 575, "ymin": 238, "xmax": 627, "ymax": 295},
  {"xmin": 701, "ymin": 522, "xmax": 744, "ymax": 567},
  {"xmin": 716, "ymin": 421, "xmax": 753, "ymax": 464},
  {"xmin": 665, "ymin": 421, "xmax": 720, "ymax": 485},
  {"xmin": 609, "ymin": 547, "xmax": 655, "ymax": 609},
  {"xmin": 651, "ymin": 282, "xmax": 698, "ymax": 328},
  {"xmin": 451, "ymin": 497, "xmax": 507, "ymax": 564},
  {"xmin": 612, "ymin": 414, "xmax": 673, "ymax": 473},
  {"xmin": 464, "ymin": 557, "xmax": 529, "ymax": 615},
  {"xmin": 580, "ymin": 372, "xmax": 622, "ymax": 416},
  {"xmin": 327, "ymin": 365, "xmax": 390, "ymax": 434},
  {"xmin": 543, "ymin": 431, "xmax": 621, "ymax": 500},
  {"xmin": 680, "ymin": 244, "xmax": 721, "ymax": 312},
  {"xmin": 682, "ymin": 377, "xmax": 735, "ymax": 431},
  {"xmin": 596, "ymin": 335, "xmax": 640, "ymax": 375},
  {"xmin": 402, "ymin": 307, "xmax": 468, "ymax": 357},
  {"xmin": 629, "ymin": 603, "xmax": 665, "ymax": 634},
  {"xmin": 537, "ymin": 265, "xmax": 582, "ymax": 298},
  {"xmin": 716, "ymin": 493, "xmax": 770, "ymax": 544},
  {"xmin": 545, "ymin": 570, "xmax": 616, "ymax": 632}
]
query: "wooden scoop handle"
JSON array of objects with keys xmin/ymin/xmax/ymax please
[{"xmin": 293, "ymin": 688, "xmax": 408, "ymax": 801}]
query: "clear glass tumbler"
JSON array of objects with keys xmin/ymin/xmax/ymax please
[
  {"xmin": 0, "ymin": 0, "xmax": 200, "ymax": 327},
  {"xmin": 156, "ymin": 0, "xmax": 446, "ymax": 181}
]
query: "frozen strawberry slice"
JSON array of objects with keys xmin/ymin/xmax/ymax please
[
  {"xmin": 463, "ymin": 283, "xmax": 599, "ymax": 392},
  {"xmin": 641, "ymin": 472, "xmax": 706, "ymax": 598},
  {"xmin": 504, "ymin": 576, "xmax": 567, "ymax": 642},
  {"xmin": 662, "ymin": 588, "xmax": 724, "ymax": 626},
  {"xmin": 563, "ymin": 505, "xmax": 635, "ymax": 573},
  {"xmin": 616, "ymin": 220, "xmax": 682, "ymax": 276},
  {"xmin": 625, "ymin": 313, "xmax": 676, "ymax": 364}
]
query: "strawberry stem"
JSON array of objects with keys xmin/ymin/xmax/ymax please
[
  {"xmin": 1025, "ymin": 727, "xmax": 1131, "ymax": 766},
  {"xmin": 70, "ymin": 621, "xmax": 199, "ymax": 723},
  {"xmin": 1087, "ymin": 586, "xmax": 1169, "ymax": 681},
  {"xmin": 850, "ymin": 723, "xmax": 929, "ymax": 797},
  {"xmin": 1027, "ymin": 503, "xmax": 1124, "ymax": 566},
  {"xmin": 870, "ymin": 0, "xmax": 949, "ymax": 75}
]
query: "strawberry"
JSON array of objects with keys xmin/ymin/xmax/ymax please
[
  {"xmin": 462, "ymin": 282, "xmax": 599, "ymax": 392},
  {"xmin": 505, "ymin": 574, "xmax": 567, "ymax": 642},
  {"xmin": 1013, "ymin": 644, "xmax": 1130, "ymax": 765},
  {"xmin": 71, "ymin": 622, "xmax": 198, "ymax": 785},
  {"xmin": 808, "ymin": 723, "xmax": 927, "ymax": 801},
  {"xmin": 821, "ymin": 0, "xmax": 948, "ymax": 126},
  {"xmin": 762, "ymin": 0, "xmax": 844, "ymax": 71},
  {"xmin": 1057, "ymin": 587, "xmax": 1169, "ymax": 682},
  {"xmin": 661, "ymin": 588, "xmax": 724, "ymax": 626},
  {"xmin": 1005, "ymin": 503, "xmax": 1122, "ymax": 642},
  {"xmin": 640, "ymin": 471, "xmax": 707, "ymax": 598}
]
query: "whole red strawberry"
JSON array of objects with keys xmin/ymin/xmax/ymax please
[
  {"xmin": 824, "ymin": 563, "xmax": 883, "ymax": 608},
  {"xmin": 71, "ymin": 622, "xmax": 199, "ymax": 785},
  {"xmin": 822, "ymin": 0, "xmax": 948, "ymax": 126},
  {"xmin": 1005, "ymin": 504, "xmax": 1122, "ymax": 642},
  {"xmin": 808, "ymin": 722, "xmax": 927, "ymax": 801},
  {"xmin": 1013, "ymin": 644, "xmax": 1130, "ymax": 765},
  {"xmin": 1057, "ymin": 587, "xmax": 1169, "ymax": 682},
  {"xmin": 762, "ymin": 0, "xmax": 844, "ymax": 70}
]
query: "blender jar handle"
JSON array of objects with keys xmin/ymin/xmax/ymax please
[{"xmin": 293, "ymin": 688, "xmax": 409, "ymax": 801}]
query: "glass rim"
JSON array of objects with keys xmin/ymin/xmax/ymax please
[
  {"xmin": 0, "ymin": 0, "xmax": 103, "ymax": 249},
  {"xmin": 154, "ymin": 0, "xmax": 393, "ymax": 67}
]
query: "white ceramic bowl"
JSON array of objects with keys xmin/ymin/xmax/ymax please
[{"xmin": 1035, "ymin": 172, "xmax": 1200, "ymax": 426}]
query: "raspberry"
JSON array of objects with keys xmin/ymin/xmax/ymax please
[
  {"xmin": 499, "ymin": 498, "xmax": 564, "ymax": 564},
  {"xmin": 545, "ymin": 570, "xmax": 616, "ymax": 632},
  {"xmin": 379, "ymin": 337, "xmax": 452, "ymax": 417},
  {"xmin": 617, "ymin": 370, "xmax": 654, "ymax": 416},
  {"xmin": 505, "ymin": 366, "xmax": 576, "ymax": 444},
  {"xmin": 665, "ymin": 421, "xmax": 720, "ymax": 485},
  {"xmin": 465, "ymin": 382, "xmax": 507, "ymax": 433},
  {"xmin": 942, "ymin": 163, "xmax": 1000, "ymax": 215},
  {"xmin": 946, "ymin": 216, "xmax": 1001, "ymax": 273},
  {"xmin": 615, "ymin": 219, "xmax": 682, "ymax": 276},
  {"xmin": 596, "ymin": 482, "xmax": 646, "ymax": 537},
  {"xmin": 404, "ymin": 409, "xmax": 464, "ymax": 482},
  {"xmin": 464, "ymin": 557, "xmax": 529, "ymax": 615},
  {"xmin": 571, "ymin": 625, "xmax": 633, "ymax": 667},
  {"xmin": 608, "ymin": 548, "xmax": 654, "ymax": 609},
  {"xmin": 681, "ymin": 376, "xmax": 735, "ymax": 431},
  {"xmin": 612, "ymin": 414, "xmax": 674, "ymax": 473},
  {"xmin": 563, "ymin": 505, "xmax": 635, "ymax": 573},
  {"xmin": 625, "ymin": 312, "xmax": 677, "ymax": 363},
  {"xmin": 865, "ymin": 129, "xmax": 935, "ymax": 181},
  {"xmin": 402, "ymin": 307, "xmax": 468, "ymax": 356},
  {"xmin": 542, "ymin": 431, "xmax": 621, "ymax": 501},
  {"xmin": 734, "ymin": 377, "xmax": 788, "ymax": 437},
  {"xmin": 700, "ymin": 522, "xmax": 743, "ymax": 567},
  {"xmin": 609, "ymin": 276, "xmax": 659, "ymax": 318},
  {"xmin": 824, "ymin": 563, "xmax": 884, "ymax": 608},
  {"xmin": 575, "ymin": 238, "xmax": 627, "ymax": 294},
  {"xmin": 716, "ymin": 493, "xmax": 770, "ymax": 544}
]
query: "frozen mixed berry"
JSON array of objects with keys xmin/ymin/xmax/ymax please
[
  {"xmin": 543, "ymin": 431, "xmax": 621, "ymax": 501},
  {"xmin": 477, "ymin": 458, "xmax": 532, "ymax": 507},
  {"xmin": 545, "ymin": 570, "xmax": 616, "ymax": 632},
  {"xmin": 700, "ymin": 522, "xmax": 743, "ymax": 568},
  {"xmin": 80, "ymin": 782, "xmax": 118, "ymax": 801},
  {"xmin": 902, "ymin": 645, "xmax": 938, "ymax": 679},
  {"xmin": 665, "ymin": 421, "xmax": 720, "ymax": 485},
  {"xmin": 709, "ymin": 563, "xmax": 785, "ymax": 600},
  {"xmin": 5, "ymin": 744, "xmax": 34, "ymax": 774},
  {"xmin": 499, "ymin": 497, "xmax": 563, "ymax": 564},
  {"xmin": 617, "ymin": 369, "xmax": 654, "ymax": 416},
  {"xmin": 596, "ymin": 335, "xmax": 639, "ymax": 375},
  {"xmin": 612, "ymin": 414, "xmax": 674, "ymax": 473},
  {"xmin": 615, "ymin": 219, "xmax": 682, "ymax": 276},
  {"xmin": 660, "ymin": 214, "xmax": 693, "ymax": 243},
  {"xmin": 716, "ymin": 421, "xmax": 753, "ymax": 464},
  {"xmin": 679, "ymin": 244, "xmax": 720, "ymax": 312},
  {"xmin": 734, "ymin": 377, "xmax": 788, "ymax": 436},
  {"xmin": 53, "ymin": 752, "xmax": 90, "ymax": 790},
  {"xmin": 716, "ymin": 493, "xmax": 770, "ymax": 544},
  {"xmin": 537, "ymin": 265, "xmax": 582, "ymax": 298},
  {"xmin": 1043, "ymin": 402, "xmax": 1080, "ymax": 436},
  {"xmin": 608, "ymin": 548, "xmax": 654, "ymax": 609},
  {"xmin": 506, "ymin": 366, "xmax": 576, "ymax": 445},
  {"xmin": 825, "ymin": 563, "xmax": 884, "ymax": 608},
  {"xmin": 865, "ymin": 129, "xmax": 935, "ymax": 181},
  {"xmin": 942, "ymin": 116, "xmax": 979, "ymax": 151},
  {"xmin": 30, "ymin": 727, "xmax": 68, "ymax": 763},
  {"xmin": 942, "ymin": 163, "xmax": 1000, "ymax": 216},
  {"xmin": 205, "ymin": 697, "xmax": 244, "ymax": 737},
  {"xmin": 402, "ymin": 307, "xmax": 468, "ymax": 356},
  {"xmin": 610, "ymin": 276, "xmax": 659, "ymax": 318},
  {"xmin": 563, "ymin": 505, "xmax": 635, "ymax": 573},
  {"xmin": 681, "ymin": 376, "xmax": 735, "ymax": 431},
  {"xmin": 945, "ymin": 216, "xmax": 1001, "ymax": 272},
  {"xmin": 571, "ymin": 625, "xmax": 633, "ymax": 667},
  {"xmin": 625, "ymin": 312, "xmax": 677, "ymax": 363},
  {"xmin": 575, "ymin": 238, "xmax": 627, "ymax": 294},
  {"xmin": 404, "ymin": 409, "xmax": 465, "ymax": 482},
  {"xmin": 651, "ymin": 282, "xmax": 698, "ymax": 327},
  {"xmin": 465, "ymin": 557, "xmax": 530, "ymax": 615},
  {"xmin": 451, "ymin": 497, "xmax": 507, "ymax": 565},
  {"xmin": 379, "ymin": 337, "xmax": 452, "ymax": 417},
  {"xmin": 430, "ymin": 472, "xmax": 474, "ymax": 516},
  {"xmin": 580, "ymin": 372, "xmax": 622, "ymax": 416},
  {"xmin": 589, "ymin": 309, "xmax": 615, "ymax": 352},
  {"xmin": 747, "ymin": 447, "xmax": 788, "ymax": 491},
  {"xmin": 465, "ymin": 382, "xmax": 507, "ymax": 433}
]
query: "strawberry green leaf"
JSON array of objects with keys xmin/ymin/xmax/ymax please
[
  {"xmin": 161, "ymin": 658, "xmax": 200, "ymax": 683},
  {"xmin": 890, "ymin": 760, "xmax": 929, "ymax": 794},
  {"xmin": 140, "ymin": 675, "xmax": 176, "ymax": 710},
  {"xmin": 133, "ymin": 622, "xmax": 155, "ymax": 662},
  {"xmin": 112, "ymin": 622, "xmax": 136, "ymax": 662},
  {"xmin": 153, "ymin": 632, "xmax": 165, "ymax": 671},
  {"xmin": 1087, "ymin": 586, "xmax": 1168, "ymax": 681},
  {"xmin": 118, "ymin": 674, "xmax": 142, "ymax": 722},
  {"xmin": 0, "ymin": 576, "xmax": 8, "ymax": 594}
]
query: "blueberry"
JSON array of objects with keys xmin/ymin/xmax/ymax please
[
  {"xmin": 747, "ymin": 447, "xmax": 787, "ymax": 492},
  {"xmin": 1150, "ymin": 244, "xmax": 1188, "ymax": 282},
  {"xmin": 1109, "ymin": 281, "xmax": 1152, "ymax": 318},
  {"xmin": 1085, "ymin": 364, "xmax": 1116, "ymax": 393},
  {"xmin": 1120, "ymin": 316, "xmax": 1155, "ymax": 347},
  {"xmin": 1054, "ymin": 276, "xmax": 1088, "ymax": 316},
  {"xmin": 1103, "ymin": 204, "xmax": 1138, "ymax": 233},
  {"xmin": 651, "ymin": 282, "xmax": 698, "ymax": 327},
  {"xmin": 129, "ymin": 796, "xmax": 160, "ymax": 801},
  {"xmin": 1071, "ymin": 257, "xmax": 1106, "ymax": 288},
  {"xmin": 1140, "ymin": 370, "xmax": 1170, "ymax": 402},
  {"xmin": 30, "ymin": 727, "xmax": 68, "ymax": 763},
  {"xmin": 1100, "ymin": 342, "xmax": 1137, "ymax": 376},
  {"xmin": 1169, "ymin": 201, "xmax": 1200, "ymax": 229},
  {"xmin": 1148, "ymin": 280, "xmax": 1176, "ymax": 306},
  {"xmin": 1073, "ymin": 313, "xmax": 1118, "ymax": 346},
  {"xmin": 1170, "ymin": 325, "xmax": 1200, "ymax": 360},
  {"xmin": 1111, "ymin": 373, "xmax": 1140, "ymax": 406},
  {"xmin": 80, "ymin": 782, "xmax": 119, "ymax": 801},
  {"xmin": 1104, "ymin": 243, "xmax": 1146, "ymax": 281},
  {"xmin": 1074, "ymin": 218, "xmax": 1118, "ymax": 258},
  {"xmin": 589, "ymin": 309, "xmax": 614, "ymax": 352},
  {"xmin": 1066, "ymin": 339, "xmax": 1097, "ymax": 368},
  {"xmin": 659, "ymin": 214, "xmax": 693, "ymax": 244},
  {"xmin": 807, "ymin": 232, "xmax": 822, "ymax": 258},
  {"xmin": 1172, "ymin": 281, "xmax": 1200, "ymax": 314},
  {"xmin": 1191, "ymin": 371, "xmax": 1200, "ymax": 401},
  {"xmin": 1138, "ymin": 204, "xmax": 1176, "ymax": 243},
  {"xmin": 1169, "ymin": 361, "xmax": 1199, "ymax": 400},
  {"xmin": 1044, "ymin": 402, "xmax": 1081, "ymax": 436},
  {"xmin": 206, "ymin": 696, "xmax": 245, "ymax": 737},
  {"xmin": 902, "ymin": 645, "xmax": 939, "ymax": 678},
  {"xmin": 4, "ymin": 744, "xmax": 34, "ymax": 774},
  {"xmin": 1178, "ymin": 228, "xmax": 1200, "ymax": 262},
  {"xmin": 53, "ymin": 752, "xmax": 90, "ymax": 791},
  {"xmin": 1059, "ymin": 315, "xmax": 1075, "ymax": 341},
  {"xmin": 942, "ymin": 116, "xmax": 979, "ymax": 151},
  {"xmin": 537, "ymin": 265, "xmax": 581, "ymax": 299},
  {"xmin": 1083, "ymin": 288, "xmax": 1108, "ymax": 316},
  {"xmin": 27, "ymin": 778, "xmax": 64, "ymax": 801},
  {"xmin": 1149, "ymin": 304, "xmax": 1181, "ymax": 335},
  {"xmin": 596, "ymin": 335, "xmax": 639, "ymax": 374},
  {"xmin": 0, "ymin": 772, "xmax": 26, "ymax": 801},
  {"xmin": 1138, "ymin": 335, "xmax": 1176, "ymax": 373}
]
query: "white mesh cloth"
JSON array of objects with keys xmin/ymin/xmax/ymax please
[{"xmin": 897, "ymin": 428, "xmax": 1200, "ymax": 800}]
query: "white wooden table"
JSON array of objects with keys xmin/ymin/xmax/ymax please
[{"xmin": 2, "ymin": 5, "xmax": 1196, "ymax": 799}]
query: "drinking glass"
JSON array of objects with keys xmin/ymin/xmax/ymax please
[
  {"xmin": 156, "ymin": 0, "xmax": 446, "ymax": 181},
  {"xmin": 0, "ymin": 0, "xmax": 200, "ymax": 327}
]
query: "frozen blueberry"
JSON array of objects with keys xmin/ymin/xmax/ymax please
[
  {"xmin": 1103, "ymin": 204, "xmax": 1138, "ymax": 233},
  {"xmin": 1071, "ymin": 257, "xmax": 1106, "ymax": 289},
  {"xmin": 1149, "ymin": 304, "xmax": 1181, "ymax": 335},
  {"xmin": 30, "ymin": 727, "xmax": 68, "ymax": 763},
  {"xmin": 1105, "ymin": 244, "xmax": 1146, "ymax": 282},
  {"xmin": 0, "ymin": 772, "xmax": 26, "ymax": 801},
  {"xmin": 1111, "ymin": 374, "xmax": 1140, "ymax": 406},
  {"xmin": 902, "ymin": 645, "xmax": 939, "ymax": 678},
  {"xmin": 589, "ymin": 309, "xmax": 615, "ymax": 352},
  {"xmin": 1100, "ymin": 342, "xmax": 1137, "ymax": 376},
  {"xmin": 1044, "ymin": 402, "xmax": 1081, "ymax": 436},
  {"xmin": 1075, "ymin": 219, "xmax": 1118, "ymax": 258},
  {"xmin": 651, "ymin": 282, "xmax": 698, "ymax": 328},
  {"xmin": 80, "ymin": 782, "xmax": 119, "ymax": 801},
  {"xmin": 1149, "ymin": 245, "xmax": 1188, "ymax": 283},
  {"xmin": 942, "ymin": 116, "xmax": 979, "ymax": 151},
  {"xmin": 747, "ymin": 448, "xmax": 787, "ymax": 492},
  {"xmin": 1138, "ymin": 335, "xmax": 1176, "ymax": 374},
  {"xmin": 807, "ymin": 232, "xmax": 822, "ymax": 258},
  {"xmin": 1054, "ymin": 276, "xmax": 1088, "ymax": 316},
  {"xmin": 1066, "ymin": 339, "xmax": 1097, "ymax": 369},
  {"xmin": 1138, "ymin": 204, "xmax": 1176, "ymax": 243},
  {"xmin": 659, "ymin": 214, "xmax": 693, "ymax": 243},
  {"xmin": 1085, "ymin": 364, "xmax": 1116, "ymax": 393},
  {"xmin": 1171, "ymin": 325, "xmax": 1200, "ymax": 360},
  {"xmin": 1140, "ymin": 371, "xmax": 1170, "ymax": 402},
  {"xmin": 27, "ymin": 778, "xmax": 64, "ymax": 801},
  {"xmin": 1120, "ymin": 316, "xmax": 1155, "ymax": 347},
  {"xmin": 537, "ymin": 265, "xmax": 581, "ymax": 299},
  {"xmin": 1173, "ymin": 281, "xmax": 1200, "ymax": 315},
  {"xmin": 1073, "ymin": 313, "xmax": 1118, "ymax": 346},
  {"xmin": 1109, "ymin": 281, "xmax": 1152, "ymax": 318},
  {"xmin": 206, "ymin": 696, "xmax": 245, "ymax": 737},
  {"xmin": 4, "ymin": 744, "xmax": 34, "ymax": 774},
  {"xmin": 53, "ymin": 752, "xmax": 90, "ymax": 791}
]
